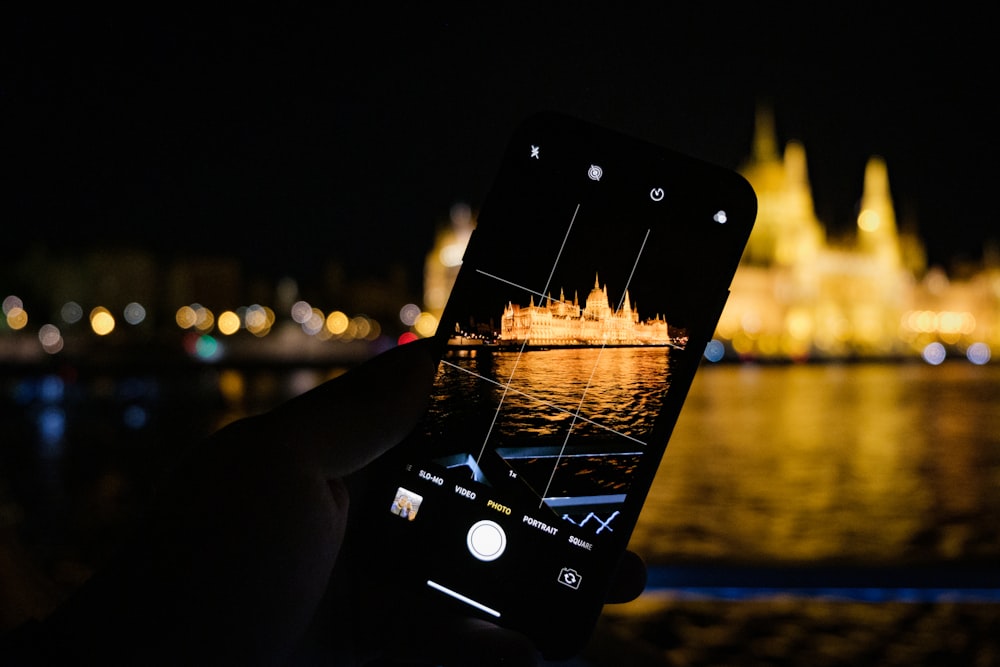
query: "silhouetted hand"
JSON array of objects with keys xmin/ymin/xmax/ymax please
[{"xmin": 4, "ymin": 339, "xmax": 646, "ymax": 666}]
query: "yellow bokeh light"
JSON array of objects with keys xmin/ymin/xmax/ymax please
[
  {"xmin": 343, "ymin": 319, "xmax": 358, "ymax": 341},
  {"xmin": 740, "ymin": 312, "xmax": 761, "ymax": 336},
  {"xmin": 218, "ymin": 369, "xmax": 245, "ymax": 405},
  {"xmin": 732, "ymin": 332, "xmax": 755, "ymax": 355},
  {"xmin": 349, "ymin": 315, "xmax": 382, "ymax": 341},
  {"xmin": 194, "ymin": 306, "xmax": 215, "ymax": 332},
  {"xmin": 326, "ymin": 310, "xmax": 349, "ymax": 335},
  {"xmin": 352, "ymin": 316, "xmax": 372, "ymax": 339},
  {"xmin": 244, "ymin": 304, "xmax": 274, "ymax": 337},
  {"xmin": 857, "ymin": 209, "xmax": 880, "ymax": 232},
  {"xmin": 781, "ymin": 336, "xmax": 810, "ymax": 358},
  {"xmin": 413, "ymin": 312, "xmax": 438, "ymax": 338},
  {"xmin": 758, "ymin": 335, "xmax": 780, "ymax": 356},
  {"xmin": 438, "ymin": 242, "xmax": 465, "ymax": 268},
  {"xmin": 218, "ymin": 310, "xmax": 241, "ymax": 335},
  {"xmin": 176, "ymin": 305, "xmax": 198, "ymax": 329},
  {"xmin": 90, "ymin": 306, "xmax": 115, "ymax": 336},
  {"xmin": 939, "ymin": 311, "xmax": 975, "ymax": 335},
  {"xmin": 6, "ymin": 307, "xmax": 28, "ymax": 330},
  {"xmin": 903, "ymin": 309, "xmax": 976, "ymax": 336},
  {"xmin": 245, "ymin": 306, "xmax": 266, "ymax": 331},
  {"xmin": 915, "ymin": 310, "xmax": 936, "ymax": 333},
  {"xmin": 786, "ymin": 309, "xmax": 812, "ymax": 341}
]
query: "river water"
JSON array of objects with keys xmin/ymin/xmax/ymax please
[
  {"xmin": 630, "ymin": 360, "xmax": 1000, "ymax": 569},
  {"xmin": 5, "ymin": 357, "xmax": 997, "ymax": 575}
]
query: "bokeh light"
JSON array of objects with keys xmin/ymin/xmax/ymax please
[
  {"xmin": 6, "ymin": 306, "xmax": 28, "ymax": 330},
  {"xmin": 438, "ymin": 241, "xmax": 466, "ymax": 267},
  {"xmin": 921, "ymin": 342, "xmax": 947, "ymax": 365},
  {"xmin": 39, "ymin": 375, "xmax": 64, "ymax": 402},
  {"xmin": 326, "ymin": 310, "xmax": 349, "ymax": 336},
  {"xmin": 218, "ymin": 369, "xmax": 245, "ymax": 404},
  {"xmin": 217, "ymin": 310, "xmax": 241, "ymax": 335},
  {"xmin": 193, "ymin": 305, "xmax": 215, "ymax": 332},
  {"xmin": 351, "ymin": 315, "xmax": 372, "ymax": 340},
  {"xmin": 967, "ymin": 342, "xmax": 991, "ymax": 365},
  {"xmin": 413, "ymin": 312, "xmax": 438, "ymax": 338},
  {"xmin": 704, "ymin": 339, "xmax": 726, "ymax": 362},
  {"xmin": 61, "ymin": 301, "xmax": 84, "ymax": 324},
  {"xmin": 194, "ymin": 334, "xmax": 221, "ymax": 361},
  {"xmin": 122, "ymin": 405, "xmax": 149, "ymax": 430},
  {"xmin": 123, "ymin": 302, "xmax": 147, "ymax": 325},
  {"xmin": 90, "ymin": 306, "xmax": 115, "ymax": 336},
  {"xmin": 399, "ymin": 303, "xmax": 422, "ymax": 326},
  {"xmin": 38, "ymin": 324, "xmax": 63, "ymax": 354},
  {"xmin": 244, "ymin": 304, "xmax": 274, "ymax": 336},
  {"xmin": 366, "ymin": 318, "xmax": 382, "ymax": 340},
  {"xmin": 291, "ymin": 300, "xmax": 313, "ymax": 324},
  {"xmin": 302, "ymin": 308, "xmax": 325, "ymax": 335},
  {"xmin": 2, "ymin": 295, "xmax": 23, "ymax": 315},
  {"xmin": 857, "ymin": 209, "xmax": 880, "ymax": 232},
  {"xmin": 37, "ymin": 406, "xmax": 66, "ymax": 457},
  {"xmin": 176, "ymin": 305, "xmax": 198, "ymax": 329}
]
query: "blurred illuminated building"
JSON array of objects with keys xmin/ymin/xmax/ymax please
[
  {"xmin": 423, "ymin": 203, "xmax": 474, "ymax": 322},
  {"xmin": 717, "ymin": 108, "xmax": 999, "ymax": 361}
]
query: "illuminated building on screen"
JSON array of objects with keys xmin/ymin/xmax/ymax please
[{"xmin": 499, "ymin": 276, "xmax": 675, "ymax": 346}]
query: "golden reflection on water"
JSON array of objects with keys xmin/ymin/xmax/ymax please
[
  {"xmin": 631, "ymin": 362, "xmax": 1000, "ymax": 566},
  {"xmin": 486, "ymin": 347, "xmax": 672, "ymax": 440}
]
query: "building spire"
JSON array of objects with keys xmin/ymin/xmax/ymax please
[
  {"xmin": 753, "ymin": 103, "xmax": 779, "ymax": 163},
  {"xmin": 857, "ymin": 155, "xmax": 901, "ymax": 268}
]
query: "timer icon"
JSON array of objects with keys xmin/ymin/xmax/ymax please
[{"xmin": 649, "ymin": 187, "xmax": 665, "ymax": 202}]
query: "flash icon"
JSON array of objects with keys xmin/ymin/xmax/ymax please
[{"xmin": 530, "ymin": 145, "xmax": 540, "ymax": 159}]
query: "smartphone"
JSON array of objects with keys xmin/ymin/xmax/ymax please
[{"xmin": 359, "ymin": 112, "xmax": 756, "ymax": 659}]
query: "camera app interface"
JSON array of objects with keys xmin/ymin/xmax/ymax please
[{"xmin": 398, "ymin": 131, "xmax": 733, "ymax": 552}]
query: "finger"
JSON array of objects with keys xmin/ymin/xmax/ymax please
[{"xmin": 268, "ymin": 337, "xmax": 438, "ymax": 478}]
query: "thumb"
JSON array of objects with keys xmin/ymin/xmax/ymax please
[{"xmin": 268, "ymin": 337, "xmax": 438, "ymax": 478}]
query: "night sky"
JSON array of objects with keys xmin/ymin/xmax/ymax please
[{"xmin": 4, "ymin": 8, "xmax": 996, "ymax": 288}]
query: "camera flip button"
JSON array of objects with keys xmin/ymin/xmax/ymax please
[{"xmin": 467, "ymin": 520, "xmax": 507, "ymax": 561}]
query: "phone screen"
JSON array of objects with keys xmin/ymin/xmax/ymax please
[{"xmin": 360, "ymin": 112, "xmax": 756, "ymax": 658}]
